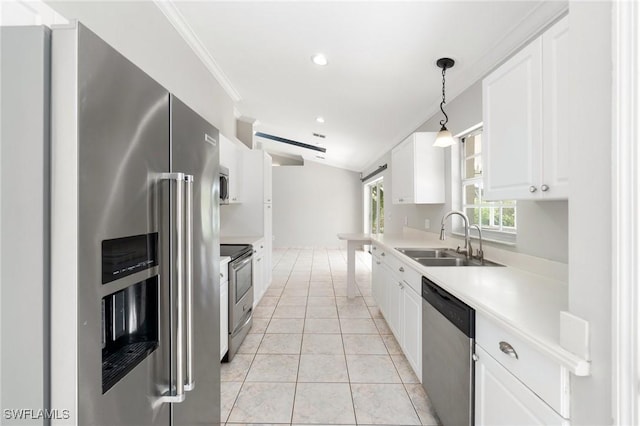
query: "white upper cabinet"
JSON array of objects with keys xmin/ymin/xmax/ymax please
[
  {"xmin": 541, "ymin": 17, "xmax": 570, "ymax": 198},
  {"xmin": 391, "ymin": 132, "xmax": 445, "ymax": 204},
  {"xmin": 483, "ymin": 16, "xmax": 568, "ymax": 200},
  {"xmin": 219, "ymin": 134, "xmax": 243, "ymax": 203}
]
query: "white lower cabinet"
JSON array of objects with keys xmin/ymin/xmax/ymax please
[
  {"xmin": 475, "ymin": 312, "xmax": 570, "ymax": 425},
  {"xmin": 401, "ymin": 285, "xmax": 422, "ymax": 377},
  {"xmin": 371, "ymin": 255, "xmax": 385, "ymax": 312},
  {"xmin": 252, "ymin": 239, "xmax": 265, "ymax": 307},
  {"xmin": 371, "ymin": 247, "xmax": 422, "ymax": 378},
  {"xmin": 475, "ymin": 346, "xmax": 568, "ymax": 426},
  {"xmin": 385, "ymin": 273, "xmax": 403, "ymax": 339},
  {"xmin": 220, "ymin": 258, "xmax": 230, "ymax": 361}
]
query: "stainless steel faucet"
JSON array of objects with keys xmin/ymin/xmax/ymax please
[
  {"xmin": 470, "ymin": 224, "xmax": 484, "ymax": 262},
  {"xmin": 439, "ymin": 211, "xmax": 472, "ymax": 258}
]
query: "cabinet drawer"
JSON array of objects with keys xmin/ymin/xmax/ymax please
[
  {"xmin": 475, "ymin": 346, "xmax": 568, "ymax": 426},
  {"xmin": 476, "ymin": 314, "xmax": 570, "ymax": 418},
  {"xmin": 385, "ymin": 254, "xmax": 421, "ymax": 293},
  {"xmin": 220, "ymin": 258, "xmax": 229, "ymax": 284},
  {"xmin": 373, "ymin": 244, "xmax": 389, "ymax": 263},
  {"xmin": 371, "ymin": 243, "xmax": 383, "ymax": 260}
]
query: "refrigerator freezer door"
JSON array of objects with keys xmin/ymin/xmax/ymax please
[
  {"xmin": 170, "ymin": 95, "xmax": 221, "ymax": 425},
  {"xmin": 52, "ymin": 23, "xmax": 171, "ymax": 425}
]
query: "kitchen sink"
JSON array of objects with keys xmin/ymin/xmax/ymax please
[
  {"xmin": 415, "ymin": 257, "xmax": 503, "ymax": 267},
  {"xmin": 395, "ymin": 248, "xmax": 456, "ymax": 258},
  {"xmin": 395, "ymin": 247, "xmax": 504, "ymax": 267}
]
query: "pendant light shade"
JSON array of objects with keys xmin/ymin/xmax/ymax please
[
  {"xmin": 433, "ymin": 58, "xmax": 455, "ymax": 148},
  {"xmin": 434, "ymin": 127, "xmax": 454, "ymax": 147}
]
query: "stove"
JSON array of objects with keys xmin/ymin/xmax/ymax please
[{"xmin": 220, "ymin": 244, "xmax": 253, "ymax": 261}]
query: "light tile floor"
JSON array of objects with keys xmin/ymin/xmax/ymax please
[{"xmin": 221, "ymin": 248, "xmax": 440, "ymax": 426}]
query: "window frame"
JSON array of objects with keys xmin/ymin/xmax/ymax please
[{"xmin": 453, "ymin": 125, "xmax": 517, "ymax": 245}]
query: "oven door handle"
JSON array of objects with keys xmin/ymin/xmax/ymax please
[
  {"xmin": 184, "ymin": 174, "xmax": 195, "ymax": 392},
  {"xmin": 231, "ymin": 255, "xmax": 253, "ymax": 271}
]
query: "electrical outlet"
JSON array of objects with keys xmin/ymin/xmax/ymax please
[{"xmin": 424, "ymin": 219, "xmax": 430, "ymax": 229}]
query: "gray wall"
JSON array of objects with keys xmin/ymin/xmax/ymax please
[
  {"xmin": 363, "ymin": 81, "xmax": 569, "ymax": 263},
  {"xmin": 47, "ymin": 1, "xmax": 236, "ymax": 137},
  {"xmin": 272, "ymin": 161, "xmax": 362, "ymax": 248},
  {"xmin": 568, "ymin": 2, "xmax": 612, "ymax": 424}
]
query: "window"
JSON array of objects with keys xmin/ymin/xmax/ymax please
[
  {"xmin": 364, "ymin": 178, "xmax": 384, "ymax": 235},
  {"xmin": 459, "ymin": 129, "xmax": 516, "ymax": 242}
]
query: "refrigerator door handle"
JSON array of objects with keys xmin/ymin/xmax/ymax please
[
  {"xmin": 158, "ymin": 172, "xmax": 186, "ymax": 404},
  {"xmin": 184, "ymin": 174, "xmax": 195, "ymax": 392}
]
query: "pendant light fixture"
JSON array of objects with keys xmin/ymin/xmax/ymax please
[{"xmin": 433, "ymin": 57, "xmax": 456, "ymax": 147}]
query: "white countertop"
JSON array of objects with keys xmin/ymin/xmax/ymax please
[
  {"xmin": 220, "ymin": 235, "xmax": 264, "ymax": 245},
  {"xmin": 220, "ymin": 256, "xmax": 231, "ymax": 265},
  {"xmin": 370, "ymin": 232, "xmax": 590, "ymax": 376}
]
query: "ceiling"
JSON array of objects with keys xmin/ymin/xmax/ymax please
[{"xmin": 167, "ymin": 1, "xmax": 566, "ymax": 172}]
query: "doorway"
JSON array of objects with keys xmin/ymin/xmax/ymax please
[{"xmin": 364, "ymin": 178, "xmax": 384, "ymax": 236}]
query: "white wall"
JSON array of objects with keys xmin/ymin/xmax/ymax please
[
  {"xmin": 567, "ymin": 2, "xmax": 612, "ymax": 424},
  {"xmin": 363, "ymin": 80, "xmax": 570, "ymax": 263},
  {"xmin": 272, "ymin": 161, "xmax": 362, "ymax": 248},
  {"xmin": 46, "ymin": 1, "xmax": 236, "ymax": 137}
]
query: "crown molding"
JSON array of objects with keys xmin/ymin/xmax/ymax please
[{"xmin": 154, "ymin": 0, "xmax": 241, "ymax": 102}]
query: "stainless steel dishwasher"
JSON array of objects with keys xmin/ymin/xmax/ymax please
[{"xmin": 422, "ymin": 276, "xmax": 475, "ymax": 426}]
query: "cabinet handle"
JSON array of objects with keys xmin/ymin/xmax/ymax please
[
  {"xmin": 399, "ymin": 266, "xmax": 404, "ymax": 272},
  {"xmin": 398, "ymin": 282, "xmax": 403, "ymax": 288},
  {"xmin": 381, "ymin": 252, "xmax": 385, "ymax": 257},
  {"xmin": 499, "ymin": 341, "xmax": 519, "ymax": 359},
  {"xmin": 373, "ymin": 246, "xmax": 377, "ymax": 251},
  {"xmin": 541, "ymin": 184, "xmax": 549, "ymax": 192},
  {"xmin": 220, "ymin": 273, "xmax": 223, "ymax": 278},
  {"xmin": 376, "ymin": 261, "xmax": 381, "ymax": 265},
  {"xmin": 529, "ymin": 186, "xmax": 537, "ymax": 193},
  {"xmin": 399, "ymin": 198, "xmax": 404, "ymax": 202}
]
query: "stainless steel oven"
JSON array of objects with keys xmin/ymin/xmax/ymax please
[{"xmin": 221, "ymin": 244, "xmax": 253, "ymax": 361}]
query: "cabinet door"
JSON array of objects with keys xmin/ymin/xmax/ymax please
[
  {"xmin": 483, "ymin": 38, "xmax": 543, "ymax": 200},
  {"xmin": 402, "ymin": 286, "xmax": 422, "ymax": 378},
  {"xmin": 220, "ymin": 280, "xmax": 229, "ymax": 360},
  {"xmin": 252, "ymin": 252, "xmax": 265, "ymax": 307},
  {"xmin": 263, "ymin": 153, "xmax": 273, "ymax": 204},
  {"xmin": 371, "ymin": 257, "xmax": 384, "ymax": 308},
  {"xmin": 542, "ymin": 16, "xmax": 569, "ymax": 199},
  {"xmin": 386, "ymin": 273, "xmax": 403, "ymax": 340},
  {"xmin": 264, "ymin": 204, "xmax": 272, "ymax": 287},
  {"xmin": 391, "ymin": 140, "xmax": 414, "ymax": 204},
  {"xmin": 475, "ymin": 346, "xmax": 568, "ymax": 426}
]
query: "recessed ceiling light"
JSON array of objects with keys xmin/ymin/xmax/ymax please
[
  {"xmin": 316, "ymin": 116, "xmax": 325, "ymax": 124},
  {"xmin": 311, "ymin": 53, "xmax": 328, "ymax": 66}
]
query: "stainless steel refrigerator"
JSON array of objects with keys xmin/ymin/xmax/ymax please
[{"xmin": 44, "ymin": 22, "xmax": 220, "ymax": 425}]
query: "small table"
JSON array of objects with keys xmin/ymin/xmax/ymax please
[{"xmin": 337, "ymin": 233, "xmax": 372, "ymax": 298}]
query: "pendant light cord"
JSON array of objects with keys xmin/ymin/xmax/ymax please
[{"xmin": 439, "ymin": 66, "xmax": 449, "ymax": 128}]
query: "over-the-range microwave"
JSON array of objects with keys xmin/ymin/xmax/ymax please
[{"xmin": 220, "ymin": 165, "xmax": 229, "ymax": 205}]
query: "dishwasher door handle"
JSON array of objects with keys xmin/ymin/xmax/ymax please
[{"xmin": 499, "ymin": 341, "xmax": 519, "ymax": 359}]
